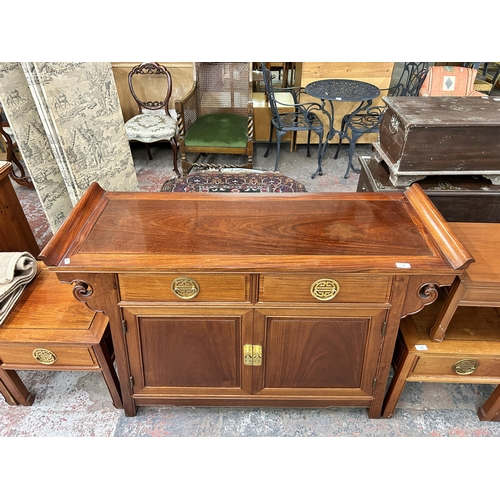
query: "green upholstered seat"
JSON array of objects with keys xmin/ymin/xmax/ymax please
[{"xmin": 185, "ymin": 114, "xmax": 248, "ymax": 148}]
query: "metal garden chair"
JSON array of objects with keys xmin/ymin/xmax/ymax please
[{"xmin": 261, "ymin": 63, "xmax": 325, "ymax": 177}]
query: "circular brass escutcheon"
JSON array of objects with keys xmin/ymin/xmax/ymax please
[
  {"xmin": 452, "ymin": 359, "xmax": 479, "ymax": 376},
  {"xmin": 32, "ymin": 348, "xmax": 57, "ymax": 365},
  {"xmin": 310, "ymin": 278, "xmax": 340, "ymax": 301},
  {"xmin": 171, "ymin": 277, "xmax": 200, "ymax": 299}
]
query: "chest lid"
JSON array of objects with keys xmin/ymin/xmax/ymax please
[{"xmin": 383, "ymin": 96, "xmax": 500, "ymax": 128}]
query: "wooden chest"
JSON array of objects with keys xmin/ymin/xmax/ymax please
[
  {"xmin": 373, "ymin": 96, "xmax": 500, "ymax": 187},
  {"xmin": 357, "ymin": 156, "xmax": 500, "ymax": 223}
]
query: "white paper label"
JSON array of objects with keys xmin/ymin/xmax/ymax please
[
  {"xmin": 415, "ymin": 345, "xmax": 428, "ymax": 351},
  {"xmin": 396, "ymin": 262, "xmax": 411, "ymax": 269},
  {"xmin": 64, "ymin": 258, "xmax": 70, "ymax": 264}
]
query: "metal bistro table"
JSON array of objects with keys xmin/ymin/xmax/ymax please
[{"xmin": 305, "ymin": 79, "xmax": 380, "ymax": 178}]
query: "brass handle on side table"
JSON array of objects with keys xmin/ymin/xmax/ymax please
[
  {"xmin": 32, "ymin": 348, "xmax": 57, "ymax": 365},
  {"xmin": 452, "ymin": 359, "xmax": 479, "ymax": 375},
  {"xmin": 310, "ymin": 278, "xmax": 340, "ymax": 301},
  {"xmin": 171, "ymin": 277, "xmax": 200, "ymax": 299}
]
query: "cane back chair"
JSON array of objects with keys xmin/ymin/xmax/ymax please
[
  {"xmin": 125, "ymin": 62, "xmax": 180, "ymax": 177},
  {"xmin": 175, "ymin": 62, "xmax": 254, "ymax": 175},
  {"xmin": 335, "ymin": 62, "xmax": 429, "ymax": 178},
  {"xmin": 261, "ymin": 63, "xmax": 324, "ymax": 176}
]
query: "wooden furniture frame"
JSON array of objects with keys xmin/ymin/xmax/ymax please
[
  {"xmin": 175, "ymin": 62, "xmax": 254, "ymax": 175},
  {"xmin": 430, "ymin": 223, "xmax": 500, "ymax": 341},
  {"xmin": 0, "ymin": 161, "xmax": 39, "ymax": 256},
  {"xmin": 382, "ymin": 304, "xmax": 500, "ymax": 421},
  {"xmin": 39, "ymin": 183, "xmax": 472, "ymax": 418},
  {"xmin": 0, "ymin": 265, "xmax": 122, "ymax": 409}
]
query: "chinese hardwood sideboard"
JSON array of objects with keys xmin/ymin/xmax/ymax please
[{"xmin": 39, "ymin": 183, "xmax": 473, "ymax": 417}]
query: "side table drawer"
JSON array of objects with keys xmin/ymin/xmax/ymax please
[
  {"xmin": 258, "ymin": 274, "xmax": 392, "ymax": 304},
  {"xmin": 411, "ymin": 356, "xmax": 500, "ymax": 381},
  {"xmin": 0, "ymin": 344, "xmax": 98, "ymax": 369},
  {"xmin": 119, "ymin": 273, "xmax": 251, "ymax": 303}
]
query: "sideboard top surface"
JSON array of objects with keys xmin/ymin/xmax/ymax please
[{"xmin": 39, "ymin": 183, "xmax": 473, "ymax": 274}]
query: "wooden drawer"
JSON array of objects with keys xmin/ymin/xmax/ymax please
[
  {"xmin": 461, "ymin": 285, "xmax": 500, "ymax": 304},
  {"xmin": 118, "ymin": 273, "xmax": 251, "ymax": 303},
  {"xmin": 411, "ymin": 355, "xmax": 500, "ymax": 382},
  {"xmin": 0, "ymin": 344, "xmax": 98, "ymax": 369},
  {"xmin": 258, "ymin": 274, "xmax": 392, "ymax": 304}
]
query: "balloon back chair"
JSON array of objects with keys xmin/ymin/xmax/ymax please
[
  {"xmin": 125, "ymin": 62, "xmax": 180, "ymax": 177},
  {"xmin": 175, "ymin": 62, "xmax": 254, "ymax": 175},
  {"xmin": 0, "ymin": 105, "xmax": 33, "ymax": 188},
  {"xmin": 336, "ymin": 62, "xmax": 429, "ymax": 178},
  {"xmin": 261, "ymin": 63, "xmax": 324, "ymax": 178}
]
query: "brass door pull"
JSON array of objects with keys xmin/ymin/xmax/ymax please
[
  {"xmin": 171, "ymin": 277, "xmax": 200, "ymax": 299},
  {"xmin": 310, "ymin": 278, "xmax": 340, "ymax": 301},
  {"xmin": 452, "ymin": 359, "xmax": 479, "ymax": 375},
  {"xmin": 32, "ymin": 348, "xmax": 57, "ymax": 365}
]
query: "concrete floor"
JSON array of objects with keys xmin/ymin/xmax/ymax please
[{"xmin": 2, "ymin": 140, "xmax": 500, "ymax": 439}]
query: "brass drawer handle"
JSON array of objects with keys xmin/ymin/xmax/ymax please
[
  {"xmin": 32, "ymin": 348, "xmax": 57, "ymax": 365},
  {"xmin": 310, "ymin": 278, "xmax": 340, "ymax": 301},
  {"xmin": 171, "ymin": 277, "xmax": 200, "ymax": 299},
  {"xmin": 452, "ymin": 359, "xmax": 479, "ymax": 375}
]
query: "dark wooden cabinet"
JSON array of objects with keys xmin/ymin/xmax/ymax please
[
  {"xmin": 357, "ymin": 156, "xmax": 500, "ymax": 223},
  {"xmin": 39, "ymin": 184, "xmax": 473, "ymax": 417}
]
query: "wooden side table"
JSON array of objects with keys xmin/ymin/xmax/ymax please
[
  {"xmin": 0, "ymin": 265, "xmax": 122, "ymax": 409},
  {"xmin": 382, "ymin": 299, "xmax": 500, "ymax": 420},
  {"xmin": 430, "ymin": 222, "xmax": 500, "ymax": 341}
]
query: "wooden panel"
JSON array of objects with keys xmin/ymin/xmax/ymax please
[
  {"xmin": 119, "ymin": 273, "xmax": 250, "ymax": 302},
  {"xmin": 0, "ymin": 345, "xmax": 97, "ymax": 368},
  {"xmin": 258, "ymin": 274, "xmax": 391, "ymax": 303},
  {"xmin": 123, "ymin": 307, "xmax": 254, "ymax": 397},
  {"xmin": 264, "ymin": 317, "xmax": 368, "ymax": 388}
]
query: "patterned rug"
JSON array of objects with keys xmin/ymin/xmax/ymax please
[{"xmin": 160, "ymin": 170, "xmax": 307, "ymax": 193}]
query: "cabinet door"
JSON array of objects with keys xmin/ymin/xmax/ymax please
[
  {"xmin": 122, "ymin": 307, "xmax": 254, "ymax": 400},
  {"xmin": 252, "ymin": 308, "xmax": 387, "ymax": 402}
]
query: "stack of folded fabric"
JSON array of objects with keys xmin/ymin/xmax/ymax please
[{"xmin": 0, "ymin": 252, "xmax": 37, "ymax": 326}]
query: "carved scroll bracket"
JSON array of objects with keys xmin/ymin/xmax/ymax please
[
  {"xmin": 401, "ymin": 274, "xmax": 455, "ymax": 318},
  {"xmin": 56, "ymin": 272, "xmax": 115, "ymax": 316}
]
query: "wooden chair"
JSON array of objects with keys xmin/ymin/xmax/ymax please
[
  {"xmin": 125, "ymin": 62, "xmax": 180, "ymax": 177},
  {"xmin": 175, "ymin": 62, "xmax": 254, "ymax": 175},
  {"xmin": 0, "ymin": 106, "xmax": 33, "ymax": 188}
]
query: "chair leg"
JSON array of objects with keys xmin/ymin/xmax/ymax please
[
  {"xmin": 170, "ymin": 139, "xmax": 181, "ymax": 177},
  {"xmin": 344, "ymin": 133, "xmax": 361, "ymax": 179},
  {"xmin": 306, "ymin": 130, "xmax": 312, "ymax": 157},
  {"xmin": 274, "ymin": 130, "xmax": 285, "ymax": 172},
  {"xmin": 311, "ymin": 130, "xmax": 324, "ymax": 179},
  {"xmin": 334, "ymin": 116, "xmax": 348, "ymax": 160},
  {"xmin": 264, "ymin": 123, "xmax": 274, "ymax": 158},
  {"xmin": 145, "ymin": 144, "xmax": 153, "ymax": 160}
]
